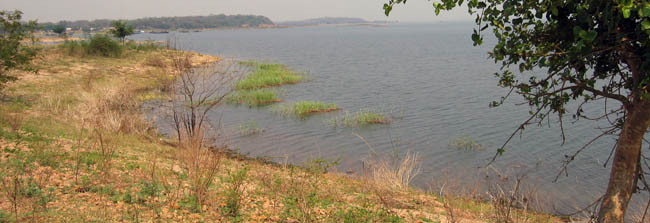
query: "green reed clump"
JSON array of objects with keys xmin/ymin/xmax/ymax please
[
  {"xmin": 227, "ymin": 89, "xmax": 282, "ymax": 106},
  {"xmin": 235, "ymin": 62, "xmax": 303, "ymax": 90},
  {"xmin": 449, "ymin": 135, "xmax": 485, "ymax": 150},
  {"xmin": 277, "ymin": 101, "xmax": 339, "ymax": 117},
  {"xmin": 332, "ymin": 110, "xmax": 390, "ymax": 127},
  {"xmin": 239, "ymin": 121, "xmax": 264, "ymax": 136}
]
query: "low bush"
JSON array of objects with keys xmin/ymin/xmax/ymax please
[
  {"xmin": 86, "ymin": 34, "xmax": 123, "ymax": 57},
  {"xmin": 60, "ymin": 34, "xmax": 122, "ymax": 57}
]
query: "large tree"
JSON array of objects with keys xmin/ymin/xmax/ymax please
[
  {"xmin": 384, "ymin": 0, "xmax": 650, "ymax": 222},
  {"xmin": 0, "ymin": 10, "xmax": 37, "ymax": 90},
  {"xmin": 51, "ymin": 24, "xmax": 66, "ymax": 37},
  {"xmin": 110, "ymin": 20, "xmax": 134, "ymax": 43}
]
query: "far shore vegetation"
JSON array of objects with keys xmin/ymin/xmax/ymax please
[{"xmin": 38, "ymin": 14, "xmax": 275, "ymax": 32}]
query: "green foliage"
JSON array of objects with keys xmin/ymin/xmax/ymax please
[
  {"xmin": 449, "ymin": 134, "xmax": 485, "ymax": 150},
  {"xmin": 335, "ymin": 207, "xmax": 403, "ymax": 223},
  {"xmin": 23, "ymin": 178, "xmax": 55, "ymax": 210},
  {"xmin": 179, "ymin": 194, "xmax": 201, "ymax": 212},
  {"xmin": 121, "ymin": 192, "xmax": 133, "ymax": 204},
  {"xmin": 0, "ymin": 10, "xmax": 37, "ymax": 90},
  {"xmin": 86, "ymin": 34, "xmax": 122, "ymax": 57},
  {"xmin": 277, "ymin": 101, "xmax": 339, "ymax": 117},
  {"xmin": 227, "ymin": 89, "xmax": 282, "ymax": 106},
  {"xmin": 235, "ymin": 62, "xmax": 303, "ymax": 90},
  {"xmin": 110, "ymin": 20, "xmax": 134, "ymax": 42},
  {"xmin": 0, "ymin": 210, "xmax": 7, "ymax": 222},
  {"xmin": 61, "ymin": 34, "xmax": 122, "ymax": 57},
  {"xmin": 136, "ymin": 180, "xmax": 161, "ymax": 203},
  {"xmin": 29, "ymin": 142, "xmax": 63, "ymax": 168},
  {"xmin": 305, "ymin": 158, "xmax": 340, "ymax": 174},
  {"xmin": 331, "ymin": 110, "xmax": 390, "ymax": 127},
  {"xmin": 221, "ymin": 165, "xmax": 249, "ymax": 221},
  {"xmin": 51, "ymin": 25, "xmax": 66, "ymax": 35}
]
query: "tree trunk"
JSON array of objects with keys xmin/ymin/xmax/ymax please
[{"xmin": 597, "ymin": 102, "xmax": 650, "ymax": 223}]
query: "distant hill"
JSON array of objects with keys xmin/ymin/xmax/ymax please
[
  {"xmin": 277, "ymin": 17, "xmax": 372, "ymax": 27},
  {"xmin": 39, "ymin": 14, "xmax": 275, "ymax": 31}
]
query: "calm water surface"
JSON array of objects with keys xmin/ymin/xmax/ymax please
[{"xmin": 132, "ymin": 23, "xmax": 645, "ymax": 214}]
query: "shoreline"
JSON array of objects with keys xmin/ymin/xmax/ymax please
[{"xmin": 0, "ymin": 43, "xmax": 559, "ymax": 222}]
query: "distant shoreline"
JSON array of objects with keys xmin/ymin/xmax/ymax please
[{"xmin": 275, "ymin": 23, "xmax": 390, "ymax": 29}]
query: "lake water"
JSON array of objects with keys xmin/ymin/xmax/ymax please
[{"xmin": 131, "ymin": 23, "xmax": 646, "ymax": 215}]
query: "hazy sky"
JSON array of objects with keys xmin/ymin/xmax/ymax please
[{"xmin": 0, "ymin": 0, "xmax": 472, "ymax": 23}]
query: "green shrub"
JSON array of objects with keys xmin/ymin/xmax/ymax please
[
  {"xmin": 60, "ymin": 34, "xmax": 122, "ymax": 57},
  {"xmin": 86, "ymin": 34, "xmax": 122, "ymax": 57},
  {"xmin": 221, "ymin": 165, "xmax": 249, "ymax": 221}
]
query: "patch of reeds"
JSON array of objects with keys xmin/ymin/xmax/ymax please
[
  {"xmin": 331, "ymin": 110, "xmax": 390, "ymax": 127},
  {"xmin": 238, "ymin": 121, "xmax": 264, "ymax": 136},
  {"xmin": 235, "ymin": 62, "xmax": 302, "ymax": 90},
  {"xmin": 226, "ymin": 89, "xmax": 283, "ymax": 106},
  {"xmin": 276, "ymin": 101, "xmax": 339, "ymax": 117},
  {"xmin": 449, "ymin": 134, "xmax": 486, "ymax": 150}
]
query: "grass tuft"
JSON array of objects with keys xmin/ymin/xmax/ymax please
[
  {"xmin": 449, "ymin": 134, "xmax": 485, "ymax": 150},
  {"xmin": 226, "ymin": 89, "xmax": 283, "ymax": 106},
  {"xmin": 276, "ymin": 101, "xmax": 339, "ymax": 117},
  {"xmin": 331, "ymin": 110, "xmax": 391, "ymax": 127},
  {"xmin": 235, "ymin": 61, "xmax": 303, "ymax": 90},
  {"xmin": 238, "ymin": 121, "xmax": 264, "ymax": 136}
]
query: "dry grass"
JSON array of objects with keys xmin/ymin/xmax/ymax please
[
  {"xmin": 144, "ymin": 56, "xmax": 166, "ymax": 68},
  {"xmin": 365, "ymin": 151, "xmax": 421, "ymax": 190}
]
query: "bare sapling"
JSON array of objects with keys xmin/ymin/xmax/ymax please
[
  {"xmin": 168, "ymin": 52, "xmax": 244, "ymax": 149},
  {"xmin": 163, "ymin": 52, "xmax": 245, "ymax": 209}
]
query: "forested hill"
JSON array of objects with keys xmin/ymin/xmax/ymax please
[{"xmin": 39, "ymin": 14, "xmax": 275, "ymax": 31}]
